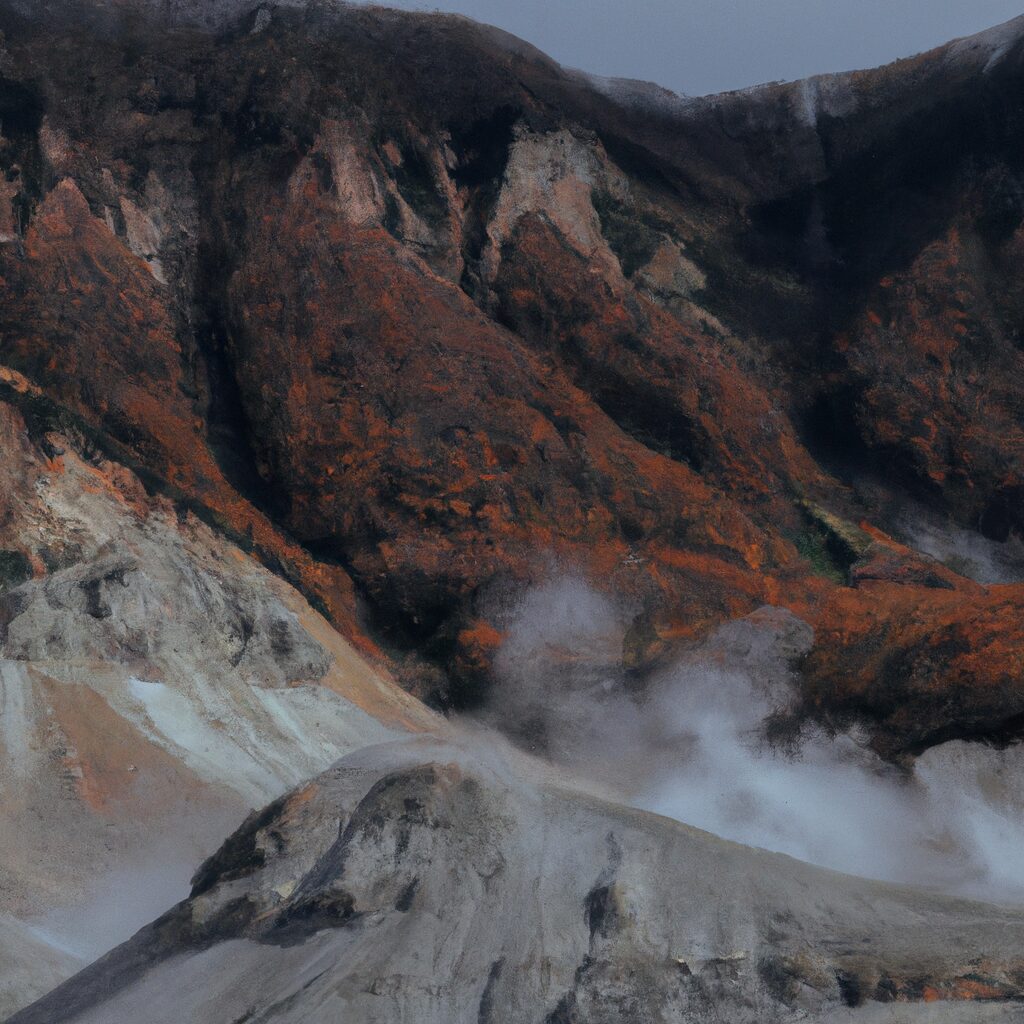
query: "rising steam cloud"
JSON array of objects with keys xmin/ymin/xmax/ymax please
[{"xmin": 478, "ymin": 576, "xmax": 1024, "ymax": 903}]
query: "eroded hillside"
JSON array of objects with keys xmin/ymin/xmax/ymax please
[
  {"xmin": 2, "ymin": 2, "xmax": 1024, "ymax": 759},
  {"xmin": 5, "ymin": 3, "xmax": 1024, "ymax": 1021}
]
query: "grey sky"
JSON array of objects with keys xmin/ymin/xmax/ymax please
[{"xmin": 361, "ymin": 0, "xmax": 1024, "ymax": 96}]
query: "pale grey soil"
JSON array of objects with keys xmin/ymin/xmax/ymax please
[{"xmin": 12, "ymin": 736, "xmax": 1024, "ymax": 1023}]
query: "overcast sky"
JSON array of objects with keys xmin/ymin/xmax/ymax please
[{"xmin": 361, "ymin": 0, "xmax": 1024, "ymax": 96}]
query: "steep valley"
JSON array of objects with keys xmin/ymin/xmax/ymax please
[{"xmin": 4, "ymin": 1, "xmax": 1024, "ymax": 1020}]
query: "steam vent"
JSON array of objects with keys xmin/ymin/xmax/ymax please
[{"xmin": 4, "ymin": 2, "xmax": 1024, "ymax": 1020}]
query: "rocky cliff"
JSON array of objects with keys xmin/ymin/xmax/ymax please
[
  {"xmin": 4, "ymin": 2, "xmax": 1024, "ymax": 1019},
  {"xmin": 0, "ymin": 382, "xmax": 440, "ymax": 1016},
  {"xmin": 3, "ymin": 1, "xmax": 1024, "ymax": 757}
]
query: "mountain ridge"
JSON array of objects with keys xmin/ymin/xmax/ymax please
[
  {"xmin": 2, "ymin": 0, "xmax": 1024, "ymax": 754},
  {"xmin": 5, "ymin": 3, "xmax": 1024, "ymax": 1019},
  {"xmin": 2, "ymin": 0, "xmax": 1024, "ymax": 745}
]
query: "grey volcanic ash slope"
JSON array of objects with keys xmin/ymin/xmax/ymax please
[
  {"xmin": 0, "ymin": 392, "xmax": 438, "ymax": 1017},
  {"xmin": 11, "ymin": 738, "xmax": 1024, "ymax": 1024}
]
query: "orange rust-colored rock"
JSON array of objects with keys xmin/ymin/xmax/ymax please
[
  {"xmin": 802, "ymin": 579, "xmax": 1024, "ymax": 757},
  {"xmin": 827, "ymin": 225, "xmax": 1024, "ymax": 538},
  {"xmin": 0, "ymin": 176, "xmax": 367, "ymax": 653}
]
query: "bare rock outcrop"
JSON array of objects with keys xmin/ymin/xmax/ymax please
[
  {"xmin": 11, "ymin": 737, "xmax": 1024, "ymax": 1023},
  {"xmin": 0, "ymin": 398, "xmax": 440, "ymax": 1014}
]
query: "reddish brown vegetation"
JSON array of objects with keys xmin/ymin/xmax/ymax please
[{"xmin": 2, "ymin": 1, "xmax": 1024, "ymax": 755}]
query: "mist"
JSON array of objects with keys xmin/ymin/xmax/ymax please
[
  {"xmin": 23, "ymin": 804, "xmax": 242, "ymax": 964},
  {"xmin": 478, "ymin": 576, "xmax": 1024, "ymax": 903},
  {"xmin": 898, "ymin": 510, "xmax": 1024, "ymax": 585}
]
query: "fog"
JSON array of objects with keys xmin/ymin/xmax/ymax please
[
  {"xmin": 899, "ymin": 511, "xmax": 1024, "ymax": 585},
  {"xmin": 26, "ymin": 809, "xmax": 236, "ymax": 963},
  {"xmin": 479, "ymin": 576, "xmax": 1024, "ymax": 903}
]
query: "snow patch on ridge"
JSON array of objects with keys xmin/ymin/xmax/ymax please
[
  {"xmin": 794, "ymin": 74, "xmax": 858, "ymax": 128},
  {"xmin": 573, "ymin": 71, "xmax": 699, "ymax": 118},
  {"xmin": 947, "ymin": 15, "xmax": 1024, "ymax": 74}
]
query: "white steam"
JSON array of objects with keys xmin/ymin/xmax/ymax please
[
  {"xmin": 479, "ymin": 576, "xmax": 1024, "ymax": 903},
  {"xmin": 896, "ymin": 504, "xmax": 1024, "ymax": 584},
  {"xmin": 25, "ymin": 807, "xmax": 240, "ymax": 964}
]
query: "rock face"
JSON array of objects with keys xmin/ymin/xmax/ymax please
[
  {"xmin": 4, "ymin": 4, "xmax": 1024, "ymax": 1021},
  {"xmin": 0, "ymin": 395, "xmax": 440, "ymax": 1014},
  {"xmin": 11, "ymin": 737, "xmax": 1024, "ymax": 1024},
  {"xmin": 2, "ymin": 0, "xmax": 1024, "ymax": 757}
]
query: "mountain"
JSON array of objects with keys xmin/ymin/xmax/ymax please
[
  {"xmin": 4, "ymin": 0, "xmax": 1024, "ymax": 753},
  {"xmin": 11, "ymin": 737, "xmax": 1024, "ymax": 1024},
  {"xmin": 4, "ymin": 1, "xmax": 1024, "ymax": 1019},
  {"xmin": 0, "ymin": 371, "xmax": 439, "ymax": 1016}
]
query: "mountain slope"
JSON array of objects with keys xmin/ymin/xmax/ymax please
[
  {"xmin": 2, "ymin": 2, "xmax": 1024, "ymax": 757},
  {"xmin": 5, "ymin": 4, "xmax": 1024, "ymax": 1020},
  {"xmin": 11, "ymin": 737, "xmax": 1024, "ymax": 1023},
  {"xmin": 0, "ymin": 390, "xmax": 440, "ymax": 1014},
  {"xmin": 3, "ymin": 2, "xmax": 1024, "ymax": 759}
]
